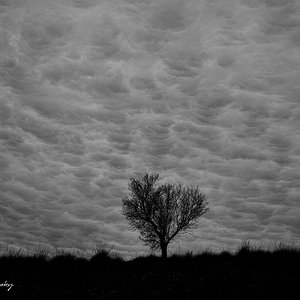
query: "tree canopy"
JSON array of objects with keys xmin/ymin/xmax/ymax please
[{"xmin": 121, "ymin": 173, "xmax": 209, "ymax": 258}]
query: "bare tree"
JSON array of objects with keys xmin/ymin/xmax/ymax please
[{"xmin": 121, "ymin": 173, "xmax": 209, "ymax": 259}]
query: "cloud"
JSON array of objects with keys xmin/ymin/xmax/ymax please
[
  {"xmin": 71, "ymin": 0, "xmax": 97, "ymax": 9},
  {"xmin": 87, "ymin": 71, "xmax": 129, "ymax": 97},
  {"xmin": 0, "ymin": 0, "xmax": 299, "ymax": 256},
  {"xmin": 0, "ymin": 0, "xmax": 10, "ymax": 7},
  {"xmin": 20, "ymin": 8, "xmax": 72, "ymax": 57},
  {"xmin": 89, "ymin": 15, "xmax": 123, "ymax": 60},
  {"xmin": 149, "ymin": 0, "xmax": 196, "ymax": 31}
]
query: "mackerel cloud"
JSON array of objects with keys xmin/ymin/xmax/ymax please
[{"xmin": 0, "ymin": 0, "xmax": 299, "ymax": 256}]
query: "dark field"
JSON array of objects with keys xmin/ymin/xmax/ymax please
[{"xmin": 0, "ymin": 243, "xmax": 299, "ymax": 300}]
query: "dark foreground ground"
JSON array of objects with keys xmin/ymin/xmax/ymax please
[{"xmin": 0, "ymin": 244, "xmax": 299, "ymax": 299}]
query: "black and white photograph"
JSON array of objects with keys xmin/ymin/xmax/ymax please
[{"xmin": 0, "ymin": 0, "xmax": 299, "ymax": 299}]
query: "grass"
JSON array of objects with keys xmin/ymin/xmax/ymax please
[{"xmin": 0, "ymin": 241, "xmax": 299, "ymax": 299}]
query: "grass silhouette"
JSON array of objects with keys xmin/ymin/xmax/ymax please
[{"xmin": 0, "ymin": 241, "xmax": 299, "ymax": 299}]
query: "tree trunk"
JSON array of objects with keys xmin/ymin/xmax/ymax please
[{"xmin": 161, "ymin": 243, "xmax": 168, "ymax": 259}]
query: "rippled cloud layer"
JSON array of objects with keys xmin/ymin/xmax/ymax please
[{"xmin": 0, "ymin": 0, "xmax": 299, "ymax": 256}]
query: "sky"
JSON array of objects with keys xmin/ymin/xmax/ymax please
[{"xmin": 0, "ymin": 0, "xmax": 299, "ymax": 257}]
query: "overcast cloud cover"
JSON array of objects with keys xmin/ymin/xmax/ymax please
[{"xmin": 0, "ymin": 0, "xmax": 299, "ymax": 256}]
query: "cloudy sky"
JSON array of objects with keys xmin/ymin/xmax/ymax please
[{"xmin": 0, "ymin": 0, "xmax": 299, "ymax": 257}]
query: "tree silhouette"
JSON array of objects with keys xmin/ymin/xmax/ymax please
[{"xmin": 121, "ymin": 173, "xmax": 209, "ymax": 258}]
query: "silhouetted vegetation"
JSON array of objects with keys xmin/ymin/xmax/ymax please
[
  {"xmin": 122, "ymin": 173, "xmax": 209, "ymax": 258},
  {"xmin": 0, "ymin": 241, "xmax": 299, "ymax": 299}
]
